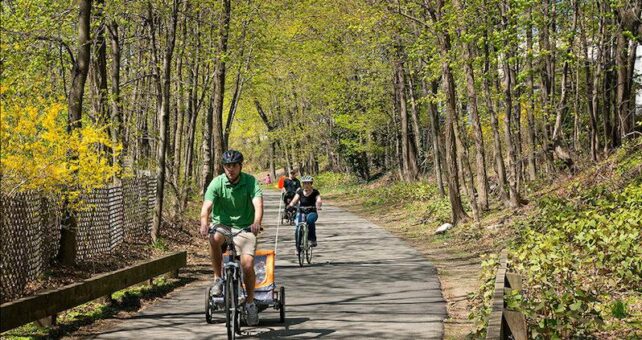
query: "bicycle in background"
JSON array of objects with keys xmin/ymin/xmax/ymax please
[{"xmin": 294, "ymin": 206, "xmax": 315, "ymax": 267}]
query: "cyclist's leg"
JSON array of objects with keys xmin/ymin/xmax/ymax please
[
  {"xmin": 236, "ymin": 231, "xmax": 260, "ymax": 326},
  {"xmin": 235, "ymin": 232, "xmax": 257, "ymax": 303},
  {"xmin": 209, "ymin": 230, "xmax": 228, "ymax": 279},
  {"xmin": 306, "ymin": 212, "xmax": 318, "ymax": 242},
  {"xmin": 240, "ymin": 254, "xmax": 255, "ymax": 301},
  {"xmin": 294, "ymin": 224, "xmax": 300, "ymax": 252}
]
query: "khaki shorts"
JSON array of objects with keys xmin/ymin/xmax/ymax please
[{"xmin": 214, "ymin": 225, "xmax": 257, "ymax": 256}]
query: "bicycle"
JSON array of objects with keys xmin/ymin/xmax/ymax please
[
  {"xmin": 281, "ymin": 206, "xmax": 296, "ymax": 226},
  {"xmin": 281, "ymin": 192, "xmax": 296, "ymax": 225},
  {"xmin": 294, "ymin": 206, "xmax": 315, "ymax": 267},
  {"xmin": 204, "ymin": 225, "xmax": 249, "ymax": 340}
]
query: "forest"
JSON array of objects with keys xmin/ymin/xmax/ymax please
[{"xmin": 1, "ymin": 0, "xmax": 641, "ymax": 337}]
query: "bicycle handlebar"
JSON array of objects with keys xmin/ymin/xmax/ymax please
[{"xmin": 208, "ymin": 225, "xmax": 262, "ymax": 236}]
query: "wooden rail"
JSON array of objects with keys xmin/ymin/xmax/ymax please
[
  {"xmin": 486, "ymin": 249, "xmax": 527, "ymax": 340},
  {"xmin": 0, "ymin": 251, "xmax": 187, "ymax": 332}
]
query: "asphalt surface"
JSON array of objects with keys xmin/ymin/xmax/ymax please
[{"xmin": 86, "ymin": 190, "xmax": 446, "ymax": 339}]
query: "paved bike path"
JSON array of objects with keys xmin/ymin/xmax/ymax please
[{"xmin": 86, "ymin": 190, "xmax": 446, "ymax": 339}]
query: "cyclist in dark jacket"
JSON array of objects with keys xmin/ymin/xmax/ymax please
[
  {"xmin": 281, "ymin": 170, "xmax": 301, "ymax": 221},
  {"xmin": 282, "ymin": 169, "xmax": 301, "ymax": 204}
]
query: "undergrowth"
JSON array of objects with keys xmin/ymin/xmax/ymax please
[
  {"xmin": 511, "ymin": 179, "xmax": 642, "ymax": 338},
  {"xmin": 506, "ymin": 142, "xmax": 642, "ymax": 338}
]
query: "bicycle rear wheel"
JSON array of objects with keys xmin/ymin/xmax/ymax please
[
  {"xmin": 279, "ymin": 286, "xmax": 286, "ymax": 323},
  {"xmin": 205, "ymin": 287, "xmax": 214, "ymax": 324},
  {"xmin": 306, "ymin": 244, "xmax": 312, "ymax": 264}
]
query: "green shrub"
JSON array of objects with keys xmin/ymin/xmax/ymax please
[
  {"xmin": 315, "ymin": 172, "xmax": 359, "ymax": 192},
  {"xmin": 511, "ymin": 181, "xmax": 642, "ymax": 338},
  {"xmin": 468, "ymin": 253, "xmax": 500, "ymax": 337}
]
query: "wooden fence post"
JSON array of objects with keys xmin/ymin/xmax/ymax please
[
  {"xmin": 35, "ymin": 314, "xmax": 56, "ymax": 328},
  {"xmin": 486, "ymin": 249, "xmax": 527, "ymax": 340}
]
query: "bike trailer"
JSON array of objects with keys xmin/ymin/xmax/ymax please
[
  {"xmin": 213, "ymin": 250, "xmax": 277, "ymax": 305},
  {"xmin": 253, "ymin": 249, "xmax": 277, "ymax": 307}
]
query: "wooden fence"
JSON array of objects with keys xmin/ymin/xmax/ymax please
[
  {"xmin": 0, "ymin": 251, "xmax": 186, "ymax": 333},
  {"xmin": 486, "ymin": 249, "xmax": 527, "ymax": 340}
]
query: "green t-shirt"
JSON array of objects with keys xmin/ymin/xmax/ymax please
[{"xmin": 204, "ymin": 172, "xmax": 263, "ymax": 229}]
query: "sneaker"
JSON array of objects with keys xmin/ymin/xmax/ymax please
[
  {"xmin": 210, "ymin": 278, "xmax": 223, "ymax": 296},
  {"xmin": 310, "ymin": 240, "xmax": 317, "ymax": 247},
  {"xmin": 245, "ymin": 301, "xmax": 259, "ymax": 326}
]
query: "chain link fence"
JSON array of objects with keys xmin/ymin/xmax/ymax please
[{"xmin": 0, "ymin": 176, "xmax": 156, "ymax": 303}]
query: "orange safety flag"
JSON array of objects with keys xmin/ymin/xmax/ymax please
[{"xmin": 277, "ymin": 176, "xmax": 285, "ymax": 189}]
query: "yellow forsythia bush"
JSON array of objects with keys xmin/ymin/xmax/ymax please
[{"xmin": 0, "ymin": 95, "xmax": 121, "ymax": 200}]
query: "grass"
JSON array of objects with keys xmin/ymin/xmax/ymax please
[{"xmin": 150, "ymin": 237, "xmax": 170, "ymax": 252}]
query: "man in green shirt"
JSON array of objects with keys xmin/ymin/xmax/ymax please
[{"xmin": 199, "ymin": 150, "xmax": 263, "ymax": 326}]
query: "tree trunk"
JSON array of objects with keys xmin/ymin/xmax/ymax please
[
  {"xmin": 181, "ymin": 63, "xmax": 202, "ymax": 212},
  {"xmin": 588, "ymin": 22, "xmax": 600, "ymax": 161},
  {"xmin": 422, "ymin": 79, "xmax": 445, "ymax": 196},
  {"xmin": 435, "ymin": 23, "xmax": 469, "ymax": 223},
  {"xmin": 552, "ymin": 0, "xmax": 578, "ymax": 144},
  {"xmin": 498, "ymin": 3, "xmax": 522, "ymax": 208},
  {"xmin": 502, "ymin": 62, "xmax": 520, "ymax": 208},
  {"xmin": 108, "ymin": 21, "xmax": 123, "ymax": 175},
  {"xmin": 573, "ymin": 62, "xmax": 580, "ymax": 151},
  {"xmin": 223, "ymin": 21, "xmax": 249, "ymax": 150},
  {"xmin": 406, "ymin": 67, "xmax": 423, "ymax": 170},
  {"xmin": 67, "ymin": 1, "xmax": 91, "ymax": 133},
  {"xmin": 615, "ymin": 29, "xmax": 631, "ymax": 141},
  {"xmin": 201, "ymin": 101, "xmax": 214, "ymax": 195},
  {"xmin": 60, "ymin": 0, "xmax": 92, "ymax": 265},
  {"xmin": 151, "ymin": 0, "xmax": 179, "ymax": 243},
  {"xmin": 254, "ymin": 99, "xmax": 278, "ymax": 179},
  {"xmin": 538, "ymin": 0, "xmax": 556, "ymax": 173},
  {"xmin": 482, "ymin": 37, "xmax": 509, "ymax": 205},
  {"xmin": 451, "ymin": 102, "xmax": 480, "ymax": 222},
  {"xmin": 92, "ymin": 0, "xmax": 109, "ymax": 128},
  {"xmin": 525, "ymin": 10, "xmax": 538, "ymax": 180},
  {"xmin": 269, "ymin": 141, "xmax": 276, "ymax": 178},
  {"xmin": 600, "ymin": 4, "xmax": 614, "ymax": 154},
  {"xmin": 211, "ymin": 0, "xmax": 231, "ymax": 175},
  {"xmin": 625, "ymin": 39, "xmax": 638, "ymax": 137},
  {"xmin": 172, "ymin": 2, "xmax": 189, "ymax": 199},
  {"xmin": 463, "ymin": 46, "xmax": 489, "ymax": 210},
  {"xmin": 395, "ymin": 56, "xmax": 418, "ymax": 181}
]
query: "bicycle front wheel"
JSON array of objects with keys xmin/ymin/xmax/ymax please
[
  {"xmin": 300, "ymin": 226, "xmax": 309, "ymax": 266},
  {"xmin": 295, "ymin": 224, "xmax": 304, "ymax": 267},
  {"xmin": 303, "ymin": 225, "xmax": 311, "ymax": 264},
  {"xmin": 205, "ymin": 287, "xmax": 214, "ymax": 324},
  {"xmin": 225, "ymin": 270, "xmax": 239, "ymax": 340}
]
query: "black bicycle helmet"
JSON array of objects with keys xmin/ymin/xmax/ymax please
[{"xmin": 222, "ymin": 150, "xmax": 244, "ymax": 164}]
